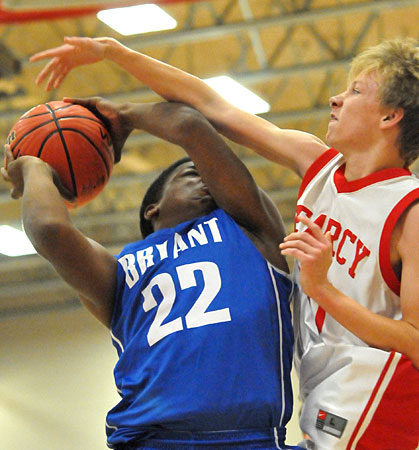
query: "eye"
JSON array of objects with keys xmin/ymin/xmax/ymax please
[
  {"xmin": 182, "ymin": 169, "xmax": 199, "ymax": 177},
  {"xmin": 352, "ymin": 87, "xmax": 360, "ymax": 94}
]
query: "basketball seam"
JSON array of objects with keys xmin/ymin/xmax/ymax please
[
  {"xmin": 10, "ymin": 120, "xmax": 54, "ymax": 156},
  {"xmin": 46, "ymin": 103, "xmax": 78, "ymax": 197},
  {"xmin": 58, "ymin": 127, "xmax": 112, "ymax": 177},
  {"xmin": 21, "ymin": 113, "xmax": 105, "ymax": 126}
]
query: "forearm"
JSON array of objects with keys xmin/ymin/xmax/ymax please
[
  {"xmin": 105, "ymin": 43, "xmax": 279, "ymax": 150},
  {"xmin": 22, "ymin": 164, "xmax": 117, "ymax": 309},
  {"xmin": 123, "ymin": 101, "xmax": 202, "ymax": 147},
  {"xmin": 105, "ymin": 40, "xmax": 215, "ymax": 113},
  {"xmin": 31, "ymin": 37, "xmax": 325, "ymax": 174},
  {"xmin": 314, "ymin": 283, "xmax": 419, "ymax": 364},
  {"xmin": 102, "ymin": 40, "xmax": 326, "ymax": 174},
  {"xmin": 21, "ymin": 163, "xmax": 71, "ymax": 255}
]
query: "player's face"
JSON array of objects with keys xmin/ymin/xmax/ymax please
[
  {"xmin": 326, "ymin": 71, "xmax": 387, "ymax": 153},
  {"xmin": 156, "ymin": 161, "xmax": 217, "ymax": 228}
]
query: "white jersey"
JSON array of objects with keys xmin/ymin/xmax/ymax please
[{"xmin": 293, "ymin": 149, "xmax": 419, "ymax": 449}]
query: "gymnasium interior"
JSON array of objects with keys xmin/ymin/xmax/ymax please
[{"xmin": 0, "ymin": 1, "xmax": 418, "ymax": 448}]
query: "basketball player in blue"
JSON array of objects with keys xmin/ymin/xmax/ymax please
[{"xmin": 2, "ymin": 98, "xmax": 303, "ymax": 450}]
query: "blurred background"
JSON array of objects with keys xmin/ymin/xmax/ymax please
[{"xmin": 0, "ymin": 1, "xmax": 418, "ymax": 448}]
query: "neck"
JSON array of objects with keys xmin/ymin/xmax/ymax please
[{"xmin": 339, "ymin": 141, "xmax": 404, "ymax": 181}]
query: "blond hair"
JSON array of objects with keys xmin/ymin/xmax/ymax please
[{"xmin": 349, "ymin": 38, "xmax": 419, "ymax": 165}]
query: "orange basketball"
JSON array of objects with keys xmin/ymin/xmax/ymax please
[{"xmin": 6, "ymin": 100, "xmax": 114, "ymax": 208}]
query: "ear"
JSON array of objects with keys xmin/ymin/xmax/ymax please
[
  {"xmin": 144, "ymin": 203, "xmax": 159, "ymax": 221},
  {"xmin": 380, "ymin": 107, "xmax": 404, "ymax": 129}
]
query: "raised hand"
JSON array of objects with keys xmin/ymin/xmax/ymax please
[
  {"xmin": 279, "ymin": 215, "xmax": 333, "ymax": 300},
  {"xmin": 29, "ymin": 36, "xmax": 115, "ymax": 91},
  {"xmin": 62, "ymin": 96, "xmax": 134, "ymax": 162},
  {"xmin": 1, "ymin": 145, "xmax": 75, "ymax": 202},
  {"xmin": 1, "ymin": 145, "xmax": 27, "ymax": 198}
]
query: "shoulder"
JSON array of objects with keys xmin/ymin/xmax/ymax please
[
  {"xmin": 393, "ymin": 199, "xmax": 419, "ymax": 264},
  {"xmin": 298, "ymin": 148, "xmax": 342, "ymax": 196},
  {"xmin": 397, "ymin": 200, "xmax": 419, "ymax": 246}
]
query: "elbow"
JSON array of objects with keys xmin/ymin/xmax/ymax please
[{"xmin": 406, "ymin": 326, "xmax": 419, "ymax": 369}]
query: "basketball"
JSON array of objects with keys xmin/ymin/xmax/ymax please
[{"xmin": 6, "ymin": 100, "xmax": 114, "ymax": 208}]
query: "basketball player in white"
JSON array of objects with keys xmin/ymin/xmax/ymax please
[{"xmin": 31, "ymin": 37, "xmax": 419, "ymax": 449}]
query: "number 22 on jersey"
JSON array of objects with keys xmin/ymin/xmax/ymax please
[{"xmin": 142, "ymin": 261, "xmax": 231, "ymax": 346}]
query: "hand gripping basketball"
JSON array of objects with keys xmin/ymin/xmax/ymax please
[{"xmin": 6, "ymin": 101, "xmax": 114, "ymax": 208}]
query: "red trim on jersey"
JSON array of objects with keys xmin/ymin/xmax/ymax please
[
  {"xmin": 298, "ymin": 149, "xmax": 339, "ymax": 199},
  {"xmin": 334, "ymin": 165, "xmax": 412, "ymax": 194},
  {"xmin": 346, "ymin": 351, "xmax": 396, "ymax": 449},
  {"xmin": 379, "ymin": 188, "xmax": 419, "ymax": 296},
  {"xmin": 315, "ymin": 306, "xmax": 326, "ymax": 333},
  {"xmin": 348, "ymin": 353, "xmax": 419, "ymax": 449}
]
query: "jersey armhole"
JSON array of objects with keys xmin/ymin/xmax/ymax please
[
  {"xmin": 298, "ymin": 149, "xmax": 339, "ymax": 199},
  {"xmin": 379, "ymin": 188, "xmax": 419, "ymax": 295},
  {"xmin": 110, "ymin": 257, "xmax": 126, "ymax": 330}
]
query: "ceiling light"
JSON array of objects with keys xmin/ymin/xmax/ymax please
[
  {"xmin": 97, "ymin": 4, "xmax": 177, "ymax": 36},
  {"xmin": 0, "ymin": 225, "xmax": 36, "ymax": 257},
  {"xmin": 204, "ymin": 76, "xmax": 270, "ymax": 115}
]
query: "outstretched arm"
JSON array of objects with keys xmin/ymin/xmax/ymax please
[
  {"xmin": 30, "ymin": 36, "xmax": 327, "ymax": 177},
  {"xmin": 280, "ymin": 214, "xmax": 419, "ymax": 367},
  {"xmin": 1, "ymin": 146, "xmax": 117, "ymax": 327},
  {"xmin": 68, "ymin": 97, "xmax": 289, "ymax": 271}
]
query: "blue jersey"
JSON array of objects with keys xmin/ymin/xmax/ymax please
[{"xmin": 107, "ymin": 209, "xmax": 295, "ymax": 447}]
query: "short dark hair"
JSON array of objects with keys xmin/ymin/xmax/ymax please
[{"xmin": 139, "ymin": 157, "xmax": 192, "ymax": 238}]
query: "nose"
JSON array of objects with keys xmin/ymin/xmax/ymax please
[{"xmin": 329, "ymin": 93, "xmax": 343, "ymax": 108}]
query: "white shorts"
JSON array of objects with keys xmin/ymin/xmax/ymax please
[{"xmin": 299, "ymin": 347, "xmax": 419, "ymax": 449}]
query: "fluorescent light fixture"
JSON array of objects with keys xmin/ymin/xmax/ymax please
[
  {"xmin": 0, "ymin": 225, "xmax": 36, "ymax": 257},
  {"xmin": 204, "ymin": 76, "xmax": 270, "ymax": 114},
  {"xmin": 97, "ymin": 4, "xmax": 177, "ymax": 36}
]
